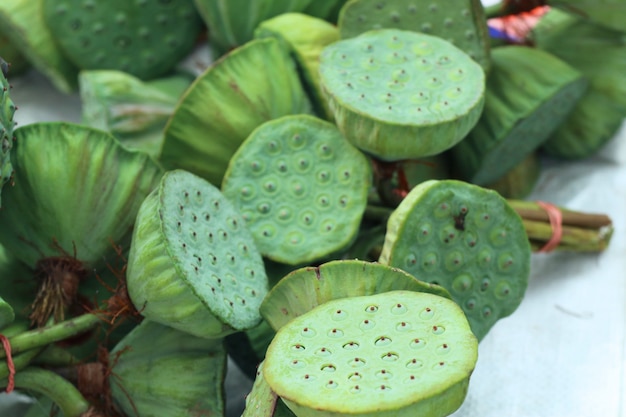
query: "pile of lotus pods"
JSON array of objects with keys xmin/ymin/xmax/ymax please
[{"xmin": 0, "ymin": 0, "xmax": 621, "ymax": 416}]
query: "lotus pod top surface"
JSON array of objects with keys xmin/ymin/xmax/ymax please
[
  {"xmin": 338, "ymin": 0, "xmax": 491, "ymax": 72},
  {"xmin": 379, "ymin": 180, "xmax": 531, "ymax": 341},
  {"xmin": 126, "ymin": 169, "xmax": 269, "ymax": 338},
  {"xmin": 222, "ymin": 115, "xmax": 372, "ymax": 265},
  {"xmin": 450, "ymin": 45, "xmax": 588, "ymax": 185},
  {"xmin": 0, "ymin": 58, "xmax": 15, "ymax": 206},
  {"xmin": 263, "ymin": 290, "xmax": 478, "ymax": 417},
  {"xmin": 319, "ymin": 28, "xmax": 485, "ymax": 160},
  {"xmin": 260, "ymin": 259, "xmax": 451, "ymax": 331},
  {"xmin": 160, "ymin": 37, "xmax": 313, "ymax": 186},
  {"xmin": 0, "ymin": 122, "xmax": 163, "ymax": 268},
  {"xmin": 110, "ymin": 319, "xmax": 226, "ymax": 417},
  {"xmin": 42, "ymin": 0, "xmax": 202, "ymax": 80}
]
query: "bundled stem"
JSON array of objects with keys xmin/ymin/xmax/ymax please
[{"xmin": 507, "ymin": 200, "xmax": 613, "ymax": 253}]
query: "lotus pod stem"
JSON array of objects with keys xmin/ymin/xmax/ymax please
[
  {"xmin": 507, "ymin": 199, "xmax": 614, "ymax": 252},
  {"xmin": 1, "ymin": 367, "xmax": 93, "ymax": 417},
  {"xmin": 0, "ymin": 313, "xmax": 102, "ymax": 359}
]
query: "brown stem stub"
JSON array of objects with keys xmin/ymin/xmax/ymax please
[{"xmin": 29, "ymin": 255, "xmax": 89, "ymax": 327}]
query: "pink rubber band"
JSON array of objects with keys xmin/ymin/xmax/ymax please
[
  {"xmin": 0, "ymin": 334, "xmax": 15, "ymax": 393},
  {"xmin": 537, "ymin": 201, "xmax": 563, "ymax": 253}
]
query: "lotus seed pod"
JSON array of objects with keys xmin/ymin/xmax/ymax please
[
  {"xmin": 449, "ymin": 45, "xmax": 587, "ymax": 185},
  {"xmin": 222, "ymin": 115, "xmax": 371, "ymax": 265},
  {"xmin": 0, "ymin": 122, "xmax": 163, "ymax": 269},
  {"xmin": 242, "ymin": 360, "xmax": 280, "ymax": 417},
  {"xmin": 379, "ymin": 180, "xmax": 531, "ymax": 341},
  {"xmin": 0, "ymin": 0, "xmax": 78, "ymax": 93},
  {"xmin": 79, "ymin": 70, "xmax": 192, "ymax": 158},
  {"xmin": 261, "ymin": 259, "xmax": 450, "ymax": 331},
  {"xmin": 42, "ymin": 0, "xmax": 202, "ymax": 80},
  {"xmin": 254, "ymin": 13, "xmax": 340, "ymax": 121},
  {"xmin": 484, "ymin": 152, "xmax": 541, "ymax": 200},
  {"xmin": 533, "ymin": 9, "xmax": 626, "ymax": 159},
  {"xmin": 319, "ymin": 28, "xmax": 485, "ymax": 161},
  {"xmin": 264, "ymin": 290, "xmax": 478, "ymax": 417},
  {"xmin": 338, "ymin": 0, "xmax": 491, "ymax": 72},
  {"xmin": 160, "ymin": 38, "xmax": 312, "ymax": 186},
  {"xmin": 108, "ymin": 319, "xmax": 226, "ymax": 417},
  {"xmin": 242, "ymin": 360, "xmax": 299, "ymax": 416},
  {"xmin": 126, "ymin": 169, "xmax": 269, "ymax": 339},
  {"xmin": 193, "ymin": 0, "xmax": 313, "ymax": 56},
  {"xmin": 0, "ymin": 56, "xmax": 15, "ymax": 206}
]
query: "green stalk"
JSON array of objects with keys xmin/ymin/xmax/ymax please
[
  {"xmin": 523, "ymin": 219, "xmax": 613, "ymax": 252},
  {"xmin": 0, "ymin": 313, "xmax": 102, "ymax": 359},
  {"xmin": 0, "ymin": 346, "xmax": 43, "ymax": 379},
  {"xmin": 0, "ymin": 367, "xmax": 92, "ymax": 417},
  {"xmin": 33, "ymin": 344, "xmax": 81, "ymax": 367}
]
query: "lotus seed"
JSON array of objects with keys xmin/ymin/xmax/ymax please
[{"xmin": 348, "ymin": 372, "xmax": 361, "ymax": 381}]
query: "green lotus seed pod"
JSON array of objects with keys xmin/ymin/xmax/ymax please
[
  {"xmin": 242, "ymin": 360, "xmax": 280, "ymax": 417},
  {"xmin": 126, "ymin": 169, "xmax": 269, "ymax": 339},
  {"xmin": 0, "ymin": 0, "xmax": 78, "ymax": 93},
  {"xmin": 0, "ymin": 122, "xmax": 163, "ymax": 269},
  {"xmin": 264, "ymin": 290, "xmax": 478, "ymax": 417},
  {"xmin": 79, "ymin": 69, "xmax": 192, "ymax": 157},
  {"xmin": 449, "ymin": 45, "xmax": 587, "ymax": 185},
  {"xmin": 319, "ymin": 28, "xmax": 485, "ymax": 161},
  {"xmin": 42, "ymin": 0, "xmax": 203, "ymax": 80},
  {"xmin": 0, "ymin": 56, "xmax": 15, "ymax": 206},
  {"xmin": 379, "ymin": 180, "xmax": 531, "ymax": 341},
  {"xmin": 0, "ymin": 122, "xmax": 163, "ymax": 326},
  {"xmin": 261, "ymin": 259, "xmax": 450, "ymax": 331},
  {"xmin": 193, "ymin": 0, "xmax": 313, "ymax": 56},
  {"xmin": 160, "ymin": 38, "xmax": 312, "ymax": 186},
  {"xmin": 254, "ymin": 13, "xmax": 340, "ymax": 120},
  {"xmin": 484, "ymin": 152, "xmax": 541, "ymax": 200},
  {"xmin": 338, "ymin": 0, "xmax": 491, "ymax": 72},
  {"xmin": 110, "ymin": 319, "xmax": 226, "ymax": 417},
  {"xmin": 222, "ymin": 115, "xmax": 372, "ymax": 265},
  {"xmin": 533, "ymin": 9, "xmax": 626, "ymax": 159}
]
